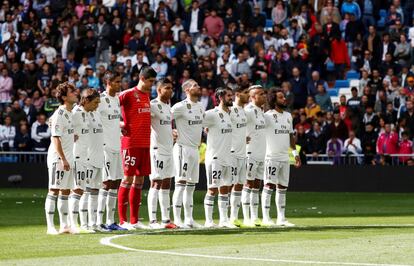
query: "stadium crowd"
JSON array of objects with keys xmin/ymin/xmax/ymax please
[{"xmin": 0, "ymin": 0, "xmax": 413, "ymax": 165}]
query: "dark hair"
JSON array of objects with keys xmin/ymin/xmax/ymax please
[
  {"xmin": 103, "ymin": 70, "xmax": 121, "ymax": 84},
  {"xmin": 139, "ymin": 66, "xmax": 157, "ymax": 79},
  {"xmin": 55, "ymin": 82, "xmax": 75, "ymax": 104},
  {"xmin": 80, "ymin": 88, "xmax": 100, "ymax": 106},
  {"xmin": 232, "ymin": 84, "xmax": 249, "ymax": 93},
  {"xmin": 156, "ymin": 77, "xmax": 173, "ymax": 89},
  {"xmin": 267, "ymin": 88, "xmax": 284, "ymax": 109},
  {"xmin": 215, "ymin": 87, "xmax": 232, "ymax": 102}
]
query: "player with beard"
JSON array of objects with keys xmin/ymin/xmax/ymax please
[
  {"xmin": 118, "ymin": 66, "xmax": 157, "ymax": 230},
  {"xmin": 228, "ymin": 85, "xmax": 250, "ymax": 227},
  {"xmin": 203, "ymin": 87, "xmax": 236, "ymax": 228},
  {"xmin": 262, "ymin": 89, "xmax": 301, "ymax": 227},
  {"xmin": 171, "ymin": 79, "xmax": 204, "ymax": 228}
]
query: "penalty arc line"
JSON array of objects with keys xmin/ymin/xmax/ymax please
[{"xmin": 100, "ymin": 234, "xmax": 413, "ymax": 266}]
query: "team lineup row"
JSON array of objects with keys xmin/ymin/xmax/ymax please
[{"xmin": 44, "ymin": 66, "xmax": 301, "ymax": 235}]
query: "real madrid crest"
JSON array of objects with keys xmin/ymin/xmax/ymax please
[
  {"xmin": 186, "ymin": 104, "xmax": 191, "ymax": 110},
  {"xmin": 219, "ymin": 113, "xmax": 224, "ymax": 119},
  {"xmin": 134, "ymin": 91, "xmax": 140, "ymax": 101},
  {"xmin": 158, "ymin": 104, "xmax": 162, "ymax": 110},
  {"xmin": 273, "ymin": 113, "xmax": 278, "ymax": 122},
  {"xmin": 82, "ymin": 112, "xmax": 86, "ymax": 122},
  {"xmin": 254, "ymin": 109, "xmax": 258, "ymax": 118}
]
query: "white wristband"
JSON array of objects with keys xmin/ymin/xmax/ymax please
[{"xmin": 291, "ymin": 150, "xmax": 298, "ymax": 157}]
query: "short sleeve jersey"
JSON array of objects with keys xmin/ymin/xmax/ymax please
[
  {"xmin": 245, "ymin": 103, "xmax": 266, "ymax": 161},
  {"xmin": 72, "ymin": 105, "xmax": 89, "ymax": 161},
  {"xmin": 229, "ymin": 105, "xmax": 248, "ymax": 159},
  {"xmin": 119, "ymin": 87, "xmax": 151, "ymax": 149},
  {"xmin": 87, "ymin": 111, "xmax": 105, "ymax": 168},
  {"xmin": 171, "ymin": 99, "xmax": 204, "ymax": 148},
  {"xmin": 264, "ymin": 110, "xmax": 293, "ymax": 161},
  {"xmin": 47, "ymin": 105, "xmax": 75, "ymax": 165},
  {"xmin": 150, "ymin": 99, "xmax": 173, "ymax": 155},
  {"xmin": 98, "ymin": 91, "xmax": 122, "ymax": 152},
  {"xmin": 203, "ymin": 107, "xmax": 233, "ymax": 166}
]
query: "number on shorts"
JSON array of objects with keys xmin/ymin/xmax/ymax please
[
  {"xmin": 77, "ymin": 171, "xmax": 86, "ymax": 181},
  {"xmin": 87, "ymin": 169, "xmax": 94, "ymax": 179},
  {"xmin": 106, "ymin": 162, "xmax": 110, "ymax": 170},
  {"xmin": 55, "ymin": 170, "xmax": 64, "ymax": 179},
  {"xmin": 156, "ymin": 160, "xmax": 164, "ymax": 170},
  {"xmin": 124, "ymin": 156, "xmax": 136, "ymax": 166},
  {"xmin": 268, "ymin": 166, "xmax": 276, "ymax": 176},
  {"xmin": 248, "ymin": 163, "xmax": 254, "ymax": 172},
  {"xmin": 212, "ymin": 170, "xmax": 222, "ymax": 180},
  {"xmin": 182, "ymin": 162, "xmax": 188, "ymax": 172},
  {"xmin": 231, "ymin": 167, "xmax": 237, "ymax": 176}
]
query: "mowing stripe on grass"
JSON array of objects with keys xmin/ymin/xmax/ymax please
[{"xmin": 100, "ymin": 234, "xmax": 413, "ymax": 266}]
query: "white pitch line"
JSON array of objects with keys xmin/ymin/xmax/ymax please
[{"xmin": 100, "ymin": 234, "xmax": 413, "ymax": 266}]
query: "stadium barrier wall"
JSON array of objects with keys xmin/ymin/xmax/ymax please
[{"xmin": 1, "ymin": 163, "xmax": 414, "ymax": 192}]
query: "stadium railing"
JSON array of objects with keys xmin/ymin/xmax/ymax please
[{"xmin": 0, "ymin": 151, "xmax": 47, "ymax": 163}]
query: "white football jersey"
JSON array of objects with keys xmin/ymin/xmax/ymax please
[
  {"xmin": 150, "ymin": 99, "xmax": 173, "ymax": 155},
  {"xmin": 203, "ymin": 107, "xmax": 233, "ymax": 166},
  {"xmin": 87, "ymin": 111, "xmax": 105, "ymax": 168},
  {"xmin": 72, "ymin": 105, "xmax": 89, "ymax": 161},
  {"xmin": 47, "ymin": 106, "xmax": 75, "ymax": 165},
  {"xmin": 171, "ymin": 98, "xmax": 204, "ymax": 148},
  {"xmin": 264, "ymin": 109, "xmax": 293, "ymax": 161},
  {"xmin": 97, "ymin": 92, "xmax": 121, "ymax": 152},
  {"xmin": 230, "ymin": 105, "xmax": 247, "ymax": 159},
  {"xmin": 245, "ymin": 103, "xmax": 266, "ymax": 161}
]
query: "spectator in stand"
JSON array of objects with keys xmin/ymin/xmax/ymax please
[
  {"xmin": 398, "ymin": 131, "xmax": 413, "ymax": 164},
  {"xmin": 31, "ymin": 113, "xmax": 50, "ymax": 152},
  {"xmin": 307, "ymin": 71, "xmax": 328, "ymax": 97},
  {"xmin": 203, "ymin": 9, "xmax": 224, "ymax": 41},
  {"xmin": 341, "ymin": 0, "xmax": 361, "ymax": 20},
  {"xmin": 326, "ymin": 136, "xmax": 344, "ymax": 164},
  {"xmin": 0, "ymin": 115, "xmax": 15, "ymax": 151},
  {"xmin": 85, "ymin": 67, "xmax": 100, "ymax": 90},
  {"xmin": 305, "ymin": 96, "xmax": 321, "ymax": 120},
  {"xmin": 361, "ymin": 122, "xmax": 378, "ymax": 164},
  {"xmin": 362, "ymin": 105, "xmax": 379, "ymax": 128},
  {"xmin": 8, "ymin": 100, "xmax": 27, "ymax": 128},
  {"xmin": 306, "ymin": 121, "xmax": 327, "ymax": 157},
  {"xmin": 22, "ymin": 97, "xmax": 37, "ymax": 125},
  {"xmin": 376, "ymin": 122, "xmax": 399, "ymax": 164},
  {"xmin": 343, "ymin": 130, "xmax": 362, "ymax": 163},
  {"xmin": 315, "ymin": 84, "xmax": 333, "ymax": 112},
  {"xmin": 14, "ymin": 123, "xmax": 32, "ymax": 151},
  {"xmin": 329, "ymin": 109, "xmax": 349, "ymax": 141},
  {"xmin": 272, "ymin": 1, "xmax": 287, "ymax": 26},
  {"xmin": 289, "ymin": 67, "xmax": 308, "ymax": 109},
  {"xmin": 200, "ymin": 87, "xmax": 214, "ymax": 111},
  {"xmin": 347, "ymin": 87, "xmax": 361, "ymax": 114},
  {"xmin": 403, "ymin": 76, "xmax": 414, "ymax": 97},
  {"xmin": 0, "ymin": 67, "xmax": 12, "ymax": 111},
  {"xmin": 330, "ymin": 36, "xmax": 350, "ymax": 79},
  {"xmin": 399, "ymin": 99, "xmax": 414, "ymax": 139}
]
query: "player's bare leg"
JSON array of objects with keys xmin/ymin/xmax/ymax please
[
  {"xmin": 45, "ymin": 188, "xmax": 59, "ymax": 235},
  {"xmin": 275, "ymin": 184, "xmax": 294, "ymax": 227},
  {"xmin": 172, "ymin": 180, "xmax": 186, "ymax": 227},
  {"xmin": 204, "ymin": 187, "xmax": 218, "ymax": 228},
  {"xmin": 261, "ymin": 183, "xmax": 276, "ymax": 226},
  {"xmin": 230, "ymin": 183, "xmax": 243, "ymax": 226}
]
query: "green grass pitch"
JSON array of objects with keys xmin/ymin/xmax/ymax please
[{"xmin": 1, "ymin": 188, "xmax": 414, "ymax": 265}]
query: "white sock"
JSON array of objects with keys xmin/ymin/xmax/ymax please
[
  {"xmin": 45, "ymin": 194, "xmax": 57, "ymax": 229},
  {"xmin": 276, "ymin": 188, "xmax": 287, "ymax": 222},
  {"xmin": 250, "ymin": 188, "xmax": 260, "ymax": 221},
  {"xmin": 68, "ymin": 193, "xmax": 81, "ymax": 227},
  {"xmin": 172, "ymin": 183, "xmax": 185, "ymax": 224},
  {"xmin": 204, "ymin": 194, "xmax": 215, "ymax": 224},
  {"xmin": 88, "ymin": 190, "xmax": 99, "ymax": 227},
  {"xmin": 57, "ymin": 195, "xmax": 69, "ymax": 228},
  {"xmin": 106, "ymin": 189, "xmax": 117, "ymax": 225},
  {"xmin": 97, "ymin": 189, "xmax": 108, "ymax": 225},
  {"xmin": 79, "ymin": 192, "xmax": 89, "ymax": 227},
  {"xmin": 183, "ymin": 183, "xmax": 195, "ymax": 223},
  {"xmin": 159, "ymin": 189, "xmax": 171, "ymax": 223},
  {"xmin": 241, "ymin": 187, "xmax": 251, "ymax": 222},
  {"xmin": 261, "ymin": 187, "xmax": 273, "ymax": 221},
  {"xmin": 218, "ymin": 194, "xmax": 229, "ymax": 223},
  {"xmin": 230, "ymin": 190, "xmax": 242, "ymax": 221},
  {"xmin": 148, "ymin": 187, "xmax": 159, "ymax": 222}
]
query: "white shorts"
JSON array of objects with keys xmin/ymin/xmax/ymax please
[
  {"xmin": 173, "ymin": 143, "xmax": 199, "ymax": 184},
  {"xmin": 246, "ymin": 156, "xmax": 264, "ymax": 181},
  {"xmin": 48, "ymin": 161, "xmax": 74, "ymax": 190},
  {"xmin": 264, "ymin": 159, "xmax": 290, "ymax": 187},
  {"xmin": 150, "ymin": 148, "xmax": 175, "ymax": 180},
  {"xmin": 231, "ymin": 155, "xmax": 247, "ymax": 185},
  {"xmin": 73, "ymin": 160, "xmax": 87, "ymax": 190},
  {"xmin": 206, "ymin": 159, "xmax": 232, "ymax": 189},
  {"xmin": 103, "ymin": 150, "xmax": 123, "ymax": 181},
  {"xmin": 86, "ymin": 165, "xmax": 103, "ymax": 189}
]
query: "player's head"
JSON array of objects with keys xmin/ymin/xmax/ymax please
[
  {"xmin": 80, "ymin": 88, "xmax": 101, "ymax": 112},
  {"xmin": 103, "ymin": 70, "xmax": 122, "ymax": 92},
  {"xmin": 268, "ymin": 88, "xmax": 287, "ymax": 109},
  {"xmin": 138, "ymin": 66, "xmax": 157, "ymax": 92},
  {"xmin": 156, "ymin": 78, "xmax": 173, "ymax": 101},
  {"xmin": 248, "ymin": 85, "xmax": 266, "ymax": 107},
  {"xmin": 215, "ymin": 87, "xmax": 233, "ymax": 107},
  {"xmin": 182, "ymin": 79, "xmax": 201, "ymax": 98},
  {"xmin": 233, "ymin": 84, "xmax": 249, "ymax": 105},
  {"xmin": 55, "ymin": 82, "xmax": 78, "ymax": 105}
]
